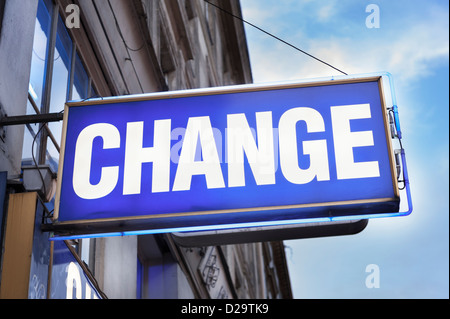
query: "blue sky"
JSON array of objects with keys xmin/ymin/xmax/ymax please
[{"xmin": 240, "ymin": 0, "xmax": 449, "ymax": 298}]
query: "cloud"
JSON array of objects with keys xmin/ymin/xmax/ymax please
[
  {"xmin": 241, "ymin": 1, "xmax": 449, "ymax": 298},
  {"xmin": 243, "ymin": 1, "xmax": 449, "ymax": 85},
  {"xmin": 317, "ymin": 2, "xmax": 336, "ymax": 22},
  {"xmin": 384, "ymin": 6, "xmax": 449, "ymax": 81}
]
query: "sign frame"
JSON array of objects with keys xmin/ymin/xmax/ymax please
[{"xmin": 49, "ymin": 74, "xmax": 408, "ymax": 239}]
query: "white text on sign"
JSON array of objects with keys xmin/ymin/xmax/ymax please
[{"xmin": 72, "ymin": 104, "xmax": 380, "ymax": 200}]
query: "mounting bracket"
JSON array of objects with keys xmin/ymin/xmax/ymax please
[{"xmin": 0, "ymin": 112, "xmax": 64, "ymax": 127}]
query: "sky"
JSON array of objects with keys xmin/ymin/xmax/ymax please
[{"xmin": 240, "ymin": 0, "xmax": 449, "ymax": 299}]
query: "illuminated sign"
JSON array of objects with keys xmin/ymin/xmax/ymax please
[{"xmin": 52, "ymin": 75, "xmax": 406, "ymax": 238}]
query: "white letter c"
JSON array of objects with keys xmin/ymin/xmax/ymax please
[{"xmin": 72, "ymin": 123, "xmax": 120, "ymax": 199}]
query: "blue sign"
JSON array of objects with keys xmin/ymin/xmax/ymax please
[
  {"xmin": 53, "ymin": 75, "xmax": 404, "ymax": 237},
  {"xmin": 50, "ymin": 241, "xmax": 103, "ymax": 299}
]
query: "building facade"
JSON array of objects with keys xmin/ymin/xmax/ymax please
[{"xmin": 0, "ymin": 0, "xmax": 292, "ymax": 299}]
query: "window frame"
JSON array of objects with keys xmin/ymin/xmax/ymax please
[
  {"xmin": 25, "ymin": 0, "xmax": 105, "ymax": 272},
  {"xmin": 26, "ymin": 0, "xmax": 99, "ymax": 166}
]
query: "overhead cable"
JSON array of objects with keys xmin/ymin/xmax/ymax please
[{"xmin": 204, "ymin": 0, "xmax": 348, "ymax": 76}]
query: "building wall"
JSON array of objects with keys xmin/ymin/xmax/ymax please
[
  {"xmin": 95, "ymin": 236, "xmax": 138, "ymax": 299},
  {"xmin": 0, "ymin": 0, "xmax": 38, "ymax": 177},
  {"xmin": 0, "ymin": 0, "xmax": 291, "ymax": 299}
]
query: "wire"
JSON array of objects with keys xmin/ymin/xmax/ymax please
[
  {"xmin": 31, "ymin": 122, "xmax": 48, "ymax": 199},
  {"xmin": 388, "ymin": 107, "xmax": 406, "ymax": 191},
  {"xmin": 30, "ymin": 110, "xmax": 63, "ymax": 201},
  {"xmin": 107, "ymin": 0, "xmax": 144, "ymax": 93},
  {"xmin": 108, "ymin": 0, "xmax": 145, "ymax": 52},
  {"xmin": 204, "ymin": 0, "xmax": 348, "ymax": 76}
]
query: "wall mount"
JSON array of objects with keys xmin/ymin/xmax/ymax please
[{"xmin": 0, "ymin": 112, "xmax": 64, "ymax": 127}]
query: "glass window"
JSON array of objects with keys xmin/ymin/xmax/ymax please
[
  {"xmin": 72, "ymin": 52, "xmax": 90, "ymax": 101},
  {"xmin": 90, "ymin": 84, "xmax": 97, "ymax": 99},
  {"xmin": 45, "ymin": 134, "xmax": 59, "ymax": 170},
  {"xmin": 28, "ymin": 0, "xmax": 52, "ymax": 109},
  {"xmin": 49, "ymin": 13, "xmax": 73, "ymax": 114},
  {"xmin": 23, "ymin": 0, "xmax": 102, "ymax": 279},
  {"xmin": 21, "ymin": 98, "xmax": 58, "ymax": 171},
  {"xmin": 24, "ymin": 0, "xmax": 98, "ymax": 187},
  {"xmin": 46, "ymin": 14, "xmax": 73, "ymax": 166},
  {"xmin": 21, "ymin": 99, "xmax": 40, "ymax": 165}
]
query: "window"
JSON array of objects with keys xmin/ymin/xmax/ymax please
[
  {"xmin": 72, "ymin": 52, "xmax": 95, "ymax": 101},
  {"xmin": 0, "ymin": 0, "xmax": 6, "ymax": 38},
  {"xmin": 23, "ymin": 0, "xmax": 96, "ymax": 172},
  {"xmin": 23, "ymin": 0, "xmax": 98, "ymax": 271},
  {"xmin": 28, "ymin": 0, "xmax": 52, "ymax": 112}
]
